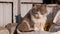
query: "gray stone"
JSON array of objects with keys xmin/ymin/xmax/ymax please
[
  {"xmin": 0, "ymin": 27, "xmax": 9, "ymax": 34},
  {"xmin": 17, "ymin": 30, "xmax": 52, "ymax": 34},
  {"xmin": 49, "ymin": 24, "xmax": 60, "ymax": 32},
  {"xmin": 5, "ymin": 23, "xmax": 17, "ymax": 34}
]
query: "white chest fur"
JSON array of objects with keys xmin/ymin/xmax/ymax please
[{"xmin": 31, "ymin": 13, "xmax": 47, "ymax": 31}]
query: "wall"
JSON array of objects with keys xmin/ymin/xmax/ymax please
[
  {"xmin": 21, "ymin": 0, "xmax": 42, "ymax": 3},
  {"xmin": 0, "ymin": 0, "xmax": 19, "ymax": 23},
  {"xmin": 0, "ymin": 0, "xmax": 43, "ymax": 23}
]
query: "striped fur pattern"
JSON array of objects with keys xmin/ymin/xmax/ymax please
[{"xmin": 18, "ymin": 4, "xmax": 47, "ymax": 32}]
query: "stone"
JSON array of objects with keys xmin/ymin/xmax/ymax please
[
  {"xmin": 17, "ymin": 30, "xmax": 52, "ymax": 34},
  {"xmin": 49, "ymin": 24, "xmax": 60, "ymax": 32},
  {"xmin": 0, "ymin": 27, "xmax": 9, "ymax": 34},
  {"xmin": 5, "ymin": 23, "xmax": 17, "ymax": 34}
]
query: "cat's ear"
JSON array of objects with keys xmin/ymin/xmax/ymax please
[
  {"xmin": 32, "ymin": 4, "xmax": 37, "ymax": 9},
  {"xmin": 32, "ymin": 4, "xmax": 37, "ymax": 7},
  {"xmin": 40, "ymin": 4, "xmax": 46, "ymax": 7}
]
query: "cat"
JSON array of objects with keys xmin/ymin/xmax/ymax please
[
  {"xmin": 30, "ymin": 4, "xmax": 47, "ymax": 31},
  {"xmin": 17, "ymin": 4, "xmax": 47, "ymax": 32}
]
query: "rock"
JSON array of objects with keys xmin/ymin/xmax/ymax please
[
  {"xmin": 49, "ymin": 24, "xmax": 60, "ymax": 32},
  {"xmin": 17, "ymin": 30, "xmax": 52, "ymax": 34},
  {"xmin": 0, "ymin": 27, "xmax": 9, "ymax": 34},
  {"xmin": 5, "ymin": 23, "xmax": 17, "ymax": 34}
]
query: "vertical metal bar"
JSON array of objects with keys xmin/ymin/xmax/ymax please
[{"xmin": 12, "ymin": 2, "xmax": 13, "ymax": 23}]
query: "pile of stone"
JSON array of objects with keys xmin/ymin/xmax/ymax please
[
  {"xmin": 5, "ymin": 23, "xmax": 17, "ymax": 34},
  {"xmin": 0, "ymin": 23, "xmax": 17, "ymax": 34},
  {"xmin": 0, "ymin": 27, "xmax": 9, "ymax": 34}
]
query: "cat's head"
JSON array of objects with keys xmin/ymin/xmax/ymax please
[{"xmin": 30, "ymin": 4, "xmax": 47, "ymax": 19}]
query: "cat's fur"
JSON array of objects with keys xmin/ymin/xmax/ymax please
[{"xmin": 17, "ymin": 4, "xmax": 47, "ymax": 32}]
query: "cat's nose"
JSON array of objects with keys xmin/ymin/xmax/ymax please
[{"xmin": 34, "ymin": 13, "xmax": 38, "ymax": 14}]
